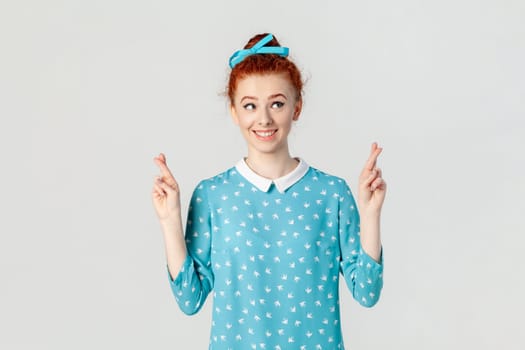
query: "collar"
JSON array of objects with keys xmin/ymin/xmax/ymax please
[{"xmin": 235, "ymin": 158, "xmax": 310, "ymax": 193}]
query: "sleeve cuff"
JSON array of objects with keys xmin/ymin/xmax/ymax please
[
  {"xmin": 167, "ymin": 254, "xmax": 192, "ymax": 285},
  {"xmin": 359, "ymin": 246, "xmax": 383, "ymax": 269}
]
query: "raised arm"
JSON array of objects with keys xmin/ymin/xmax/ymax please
[
  {"xmin": 152, "ymin": 153, "xmax": 187, "ymax": 279},
  {"xmin": 339, "ymin": 180, "xmax": 384, "ymax": 307},
  {"xmin": 152, "ymin": 154, "xmax": 214, "ymax": 315},
  {"xmin": 357, "ymin": 142, "xmax": 387, "ymax": 262}
]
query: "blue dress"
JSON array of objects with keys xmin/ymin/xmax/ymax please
[{"xmin": 169, "ymin": 159, "xmax": 383, "ymax": 349}]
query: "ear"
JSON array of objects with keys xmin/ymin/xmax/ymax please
[
  {"xmin": 292, "ymin": 99, "xmax": 303, "ymax": 121},
  {"xmin": 230, "ymin": 103, "xmax": 240, "ymax": 125}
]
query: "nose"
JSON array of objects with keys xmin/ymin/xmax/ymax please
[{"xmin": 258, "ymin": 107, "xmax": 273, "ymax": 126}]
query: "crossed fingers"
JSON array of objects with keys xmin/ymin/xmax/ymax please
[
  {"xmin": 365, "ymin": 142, "xmax": 382, "ymax": 171},
  {"xmin": 154, "ymin": 153, "xmax": 179, "ymax": 191}
]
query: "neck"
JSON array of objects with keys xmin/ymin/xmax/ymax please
[{"xmin": 245, "ymin": 151, "xmax": 298, "ymax": 180}]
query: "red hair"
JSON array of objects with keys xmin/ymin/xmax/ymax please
[{"xmin": 227, "ymin": 33, "xmax": 303, "ymax": 104}]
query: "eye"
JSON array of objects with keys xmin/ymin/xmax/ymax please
[
  {"xmin": 243, "ymin": 103, "xmax": 256, "ymax": 111},
  {"xmin": 271, "ymin": 101, "xmax": 285, "ymax": 109}
]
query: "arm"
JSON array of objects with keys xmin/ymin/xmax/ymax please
[
  {"xmin": 339, "ymin": 182, "xmax": 384, "ymax": 307},
  {"xmin": 339, "ymin": 142, "xmax": 387, "ymax": 307},
  {"xmin": 152, "ymin": 153, "xmax": 187, "ymax": 278},
  {"xmin": 152, "ymin": 154, "xmax": 213, "ymax": 315},
  {"xmin": 357, "ymin": 142, "xmax": 386, "ymax": 262}
]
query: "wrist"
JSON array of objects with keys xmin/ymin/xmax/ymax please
[
  {"xmin": 159, "ymin": 216, "xmax": 182, "ymax": 232},
  {"xmin": 358, "ymin": 207, "xmax": 381, "ymax": 222}
]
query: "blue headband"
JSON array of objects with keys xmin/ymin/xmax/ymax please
[{"xmin": 229, "ymin": 33, "xmax": 289, "ymax": 69}]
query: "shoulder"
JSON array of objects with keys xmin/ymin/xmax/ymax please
[
  {"xmin": 306, "ymin": 165, "xmax": 351, "ymax": 191},
  {"xmin": 304, "ymin": 167, "xmax": 359, "ymax": 214},
  {"xmin": 192, "ymin": 165, "xmax": 240, "ymax": 194}
]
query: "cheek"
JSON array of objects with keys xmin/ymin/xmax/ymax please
[
  {"xmin": 235, "ymin": 113, "xmax": 252, "ymax": 129},
  {"xmin": 231, "ymin": 106, "xmax": 248, "ymax": 126}
]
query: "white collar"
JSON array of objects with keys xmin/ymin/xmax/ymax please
[{"xmin": 235, "ymin": 158, "xmax": 310, "ymax": 193}]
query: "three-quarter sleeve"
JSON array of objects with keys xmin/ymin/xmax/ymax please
[
  {"xmin": 168, "ymin": 181, "xmax": 214, "ymax": 315},
  {"xmin": 338, "ymin": 181, "xmax": 384, "ymax": 307}
]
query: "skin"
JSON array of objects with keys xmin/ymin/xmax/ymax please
[
  {"xmin": 229, "ymin": 73, "xmax": 302, "ymax": 179},
  {"xmin": 152, "ymin": 73, "xmax": 386, "ymax": 279}
]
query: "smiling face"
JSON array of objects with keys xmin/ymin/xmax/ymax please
[{"xmin": 230, "ymin": 73, "xmax": 302, "ymax": 158}]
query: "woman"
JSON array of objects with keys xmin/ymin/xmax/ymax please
[{"xmin": 152, "ymin": 33, "xmax": 386, "ymax": 349}]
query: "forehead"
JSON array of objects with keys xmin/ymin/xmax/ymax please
[{"xmin": 235, "ymin": 73, "xmax": 295, "ymax": 99}]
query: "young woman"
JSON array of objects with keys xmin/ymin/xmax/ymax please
[{"xmin": 152, "ymin": 33, "xmax": 386, "ymax": 349}]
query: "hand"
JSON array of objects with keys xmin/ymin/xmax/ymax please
[
  {"xmin": 152, "ymin": 153, "xmax": 181, "ymax": 222},
  {"xmin": 358, "ymin": 142, "xmax": 387, "ymax": 216}
]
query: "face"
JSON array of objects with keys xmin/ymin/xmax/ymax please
[{"xmin": 230, "ymin": 73, "xmax": 302, "ymax": 158}]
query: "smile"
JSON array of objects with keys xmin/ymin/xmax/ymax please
[{"xmin": 254, "ymin": 130, "xmax": 277, "ymax": 138}]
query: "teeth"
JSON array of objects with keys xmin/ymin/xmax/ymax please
[{"xmin": 255, "ymin": 130, "xmax": 276, "ymax": 137}]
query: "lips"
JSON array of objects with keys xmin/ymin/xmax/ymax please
[{"xmin": 254, "ymin": 130, "xmax": 277, "ymax": 137}]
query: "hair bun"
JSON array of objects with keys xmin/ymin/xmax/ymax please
[
  {"xmin": 244, "ymin": 33, "xmax": 281, "ymax": 50},
  {"xmin": 227, "ymin": 33, "xmax": 303, "ymax": 104}
]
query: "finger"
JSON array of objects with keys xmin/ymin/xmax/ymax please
[
  {"xmin": 156, "ymin": 177, "xmax": 176, "ymax": 195},
  {"xmin": 365, "ymin": 143, "xmax": 382, "ymax": 171},
  {"xmin": 153, "ymin": 154, "xmax": 172, "ymax": 177},
  {"xmin": 364, "ymin": 150, "xmax": 380, "ymax": 171},
  {"xmin": 154, "ymin": 154, "xmax": 177, "ymax": 185},
  {"xmin": 153, "ymin": 181, "xmax": 166, "ymax": 197},
  {"xmin": 370, "ymin": 177, "xmax": 385, "ymax": 191},
  {"xmin": 372, "ymin": 168, "xmax": 385, "ymax": 190},
  {"xmin": 362, "ymin": 168, "xmax": 378, "ymax": 188},
  {"xmin": 152, "ymin": 176, "xmax": 166, "ymax": 196},
  {"xmin": 160, "ymin": 175, "xmax": 179, "ymax": 192}
]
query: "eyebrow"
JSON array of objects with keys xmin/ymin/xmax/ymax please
[
  {"xmin": 240, "ymin": 93, "xmax": 288, "ymax": 103},
  {"xmin": 269, "ymin": 93, "xmax": 288, "ymax": 100},
  {"xmin": 240, "ymin": 96, "xmax": 257, "ymax": 103}
]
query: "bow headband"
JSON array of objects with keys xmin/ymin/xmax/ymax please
[{"xmin": 229, "ymin": 33, "xmax": 289, "ymax": 69}]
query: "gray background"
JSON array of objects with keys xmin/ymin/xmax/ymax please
[{"xmin": 1, "ymin": 0, "xmax": 524, "ymax": 348}]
